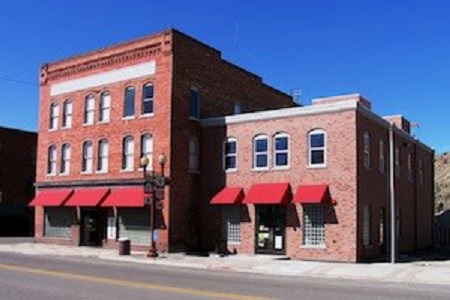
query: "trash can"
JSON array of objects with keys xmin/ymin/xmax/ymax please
[{"xmin": 118, "ymin": 237, "xmax": 130, "ymax": 255}]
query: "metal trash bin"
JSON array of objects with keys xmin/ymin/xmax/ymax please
[{"xmin": 118, "ymin": 237, "xmax": 130, "ymax": 255}]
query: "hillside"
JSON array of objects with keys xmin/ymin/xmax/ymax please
[{"xmin": 435, "ymin": 152, "xmax": 450, "ymax": 212}]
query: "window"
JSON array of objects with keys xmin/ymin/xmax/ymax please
[
  {"xmin": 49, "ymin": 102, "xmax": 59, "ymax": 130},
  {"xmin": 97, "ymin": 139, "xmax": 109, "ymax": 172},
  {"xmin": 124, "ymin": 87, "xmax": 135, "ymax": 117},
  {"xmin": 47, "ymin": 145, "xmax": 57, "ymax": 175},
  {"xmin": 308, "ymin": 129, "xmax": 326, "ymax": 166},
  {"xmin": 122, "ymin": 136, "xmax": 134, "ymax": 170},
  {"xmin": 60, "ymin": 144, "xmax": 71, "ymax": 174},
  {"xmin": 189, "ymin": 137, "xmax": 199, "ymax": 172},
  {"xmin": 418, "ymin": 158, "xmax": 424, "ymax": 185},
  {"xmin": 99, "ymin": 92, "xmax": 111, "ymax": 122},
  {"xmin": 234, "ymin": 102, "xmax": 242, "ymax": 114},
  {"xmin": 303, "ymin": 205, "xmax": 325, "ymax": 246},
  {"xmin": 379, "ymin": 140, "xmax": 385, "ymax": 175},
  {"xmin": 222, "ymin": 206, "xmax": 241, "ymax": 244},
  {"xmin": 274, "ymin": 133, "xmax": 289, "ymax": 168},
  {"xmin": 363, "ymin": 132, "xmax": 371, "ymax": 169},
  {"xmin": 254, "ymin": 135, "xmax": 268, "ymax": 169},
  {"xmin": 84, "ymin": 95, "xmax": 95, "ymax": 125},
  {"xmin": 189, "ymin": 87, "xmax": 200, "ymax": 119},
  {"xmin": 140, "ymin": 135, "xmax": 153, "ymax": 170},
  {"xmin": 82, "ymin": 141, "xmax": 93, "ymax": 173},
  {"xmin": 363, "ymin": 205, "xmax": 372, "ymax": 247},
  {"xmin": 407, "ymin": 153, "xmax": 413, "ymax": 182},
  {"xmin": 142, "ymin": 84, "xmax": 154, "ymax": 115},
  {"xmin": 224, "ymin": 138, "xmax": 237, "ymax": 171},
  {"xmin": 395, "ymin": 147, "xmax": 400, "ymax": 177},
  {"xmin": 62, "ymin": 100, "xmax": 72, "ymax": 128}
]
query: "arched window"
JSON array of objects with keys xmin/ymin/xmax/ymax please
[
  {"xmin": 47, "ymin": 145, "xmax": 57, "ymax": 175},
  {"xmin": 124, "ymin": 87, "xmax": 135, "ymax": 117},
  {"xmin": 62, "ymin": 100, "xmax": 72, "ymax": 128},
  {"xmin": 189, "ymin": 137, "xmax": 199, "ymax": 172},
  {"xmin": 84, "ymin": 94, "xmax": 95, "ymax": 125},
  {"xmin": 82, "ymin": 140, "xmax": 93, "ymax": 172},
  {"xmin": 99, "ymin": 92, "xmax": 111, "ymax": 122},
  {"xmin": 253, "ymin": 135, "xmax": 269, "ymax": 169},
  {"xmin": 60, "ymin": 144, "xmax": 71, "ymax": 174},
  {"xmin": 308, "ymin": 129, "xmax": 326, "ymax": 167},
  {"xmin": 142, "ymin": 84, "xmax": 154, "ymax": 115},
  {"xmin": 363, "ymin": 132, "xmax": 371, "ymax": 169},
  {"xmin": 122, "ymin": 136, "xmax": 134, "ymax": 170},
  {"xmin": 97, "ymin": 139, "xmax": 109, "ymax": 172},
  {"xmin": 223, "ymin": 137, "xmax": 237, "ymax": 171},
  {"xmin": 49, "ymin": 102, "xmax": 59, "ymax": 130},
  {"xmin": 273, "ymin": 133, "xmax": 289, "ymax": 168},
  {"xmin": 140, "ymin": 134, "xmax": 153, "ymax": 170}
]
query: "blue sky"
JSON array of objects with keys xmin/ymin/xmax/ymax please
[{"xmin": 1, "ymin": 1, "xmax": 449, "ymax": 152}]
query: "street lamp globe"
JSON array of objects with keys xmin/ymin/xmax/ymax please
[
  {"xmin": 140, "ymin": 156, "xmax": 150, "ymax": 167},
  {"xmin": 158, "ymin": 153, "xmax": 167, "ymax": 166}
]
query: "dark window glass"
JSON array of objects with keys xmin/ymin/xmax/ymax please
[
  {"xmin": 225, "ymin": 156, "xmax": 236, "ymax": 170},
  {"xmin": 124, "ymin": 87, "xmax": 135, "ymax": 117},
  {"xmin": 142, "ymin": 84, "xmax": 154, "ymax": 114},
  {"xmin": 276, "ymin": 153, "xmax": 288, "ymax": 166},
  {"xmin": 225, "ymin": 141, "xmax": 236, "ymax": 154},
  {"xmin": 311, "ymin": 150, "xmax": 324, "ymax": 164},
  {"xmin": 255, "ymin": 139, "xmax": 268, "ymax": 152},
  {"xmin": 256, "ymin": 154, "xmax": 268, "ymax": 168},
  {"xmin": 275, "ymin": 137, "xmax": 288, "ymax": 150},
  {"xmin": 189, "ymin": 88, "xmax": 199, "ymax": 118},
  {"xmin": 310, "ymin": 134, "xmax": 324, "ymax": 147}
]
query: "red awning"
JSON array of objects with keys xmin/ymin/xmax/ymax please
[
  {"xmin": 64, "ymin": 189, "xmax": 110, "ymax": 207},
  {"xmin": 29, "ymin": 189, "xmax": 74, "ymax": 207},
  {"xmin": 210, "ymin": 187, "xmax": 244, "ymax": 205},
  {"xmin": 100, "ymin": 188, "xmax": 146, "ymax": 207},
  {"xmin": 243, "ymin": 183, "xmax": 291, "ymax": 205},
  {"xmin": 293, "ymin": 184, "xmax": 334, "ymax": 204}
]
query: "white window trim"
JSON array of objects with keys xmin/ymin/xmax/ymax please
[
  {"xmin": 307, "ymin": 129, "xmax": 327, "ymax": 168},
  {"xmin": 273, "ymin": 133, "xmax": 290, "ymax": 169},
  {"xmin": 47, "ymin": 146, "xmax": 57, "ymax": 176},
  {"xmin": 62, "ymin": 100, "xmax": 72, "ymax": 129},
  {"xmin": 97, "ymin": 139, "xmax": 109, "ymax": 173},
  {"xmin": 141, "ymin": 134, "xmax": 153, "ymax": 171},
  {"xmin": 84, "ymin": 95, "xmax": 95, "ymax": 125},
  {"xmin": 253, "ymin": 135, "xmax": 269, "ymax": 170},
  {"xmin": 122, "ymin": 136, "xmax": 135, "ymax": 171},
  {"xmin": 223, "ymin": 138, "xmax": 238, "ymax": 172},
  {"xmin": 49, "ymin": 103, "xmax": 59, "ymax": 131},
  {"xmin": 142, "ymin": 84, "xmax": 154, "ymax": 116},
  {"xmin": 99, "ymin": 92, "xmax": 111, "ymax": 123},
  {"xmin": 60, "ymin": 144, "xmax": 71, "ymax": 175},
  {"xmin": 82, "ymin": 141, "xmax": 93, "ymax": 173}
]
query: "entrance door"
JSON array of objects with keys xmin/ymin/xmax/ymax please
[
  {"xmin": 255, "ymin": 206, "xmax": 286, "ymax": 254},
  {"xmin": 81, "ymin": 210, "xmax": 104, "ymax": 246}
]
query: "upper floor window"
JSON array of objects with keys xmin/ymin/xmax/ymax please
[
  {"xmin": 140, "ymin": 134, "xmax": 153, "ymax": 170},
  {"xmin": 407, "ymin": 153, "xmax": 413, "ymax": 182},
  {"xmin": 97, "ymin": 139, "xmax": 109, "ymax": 173},
  {"xmin": 49, "ymin": 102, "xmax": 59, "ymax": 130},
  {"xmin": 254, "ymin": 135, "xmax": 269, "ymax": 169},
  {"xmin": 62, "ymin": 100, "xmax": 72, "ymax": 128},
  {"xmin": 274, "ymin": 133, "xmax": 289, "ymax": 168},
  {"xmin": 47, "ymin": 145, "xmax": 57, "ymax": 175},
  {"xmin": 99, "ymin": 92, "xmax": 111, "ymax": 122},
  {"xmin": 224, "ymin": 138, "xmax": 237, "ymax": 171},
  {"xmin": 142, "ymin": 84, "xmax": 154, "ymax": 115},
  {"xmin": 234, "ymin": 102, "xmax": 242, "ymax": 114},
  {"xmin": 418, "ymin": 158, "xmax": 424, "ymax": 185},
  {"xmin": 60, "ymin": 144, "xmax": 71, "ymax": 175},
  {"xmin": 122, "ymin": 136, "xmax": 134, "ymax": 171},
  {"xmin": 84, "ymin": 95, "xmax": 95, "ymax": 125},
  {"xmin": 308, "ymin": 129, "xmax": 326, "ymax": 167},
  {"xmin": 363, "ymin": 132, "xmax": 371, "ymax": 169},
  {"xmin": 82, "ymin": 140, "xmax": 93, "ymax": 173},
  {"xmin": 189, "ymin": 87, "xmax": 200, "ymax": 119},
  {"xmin": 395, "ymin": 147, "xmax": 400, "ymax": 177},
  {"xmin": 379, "ymin": 140, "xmax": 385, "ymax": 175},
  {"xmin": 124, "ymin": 87, "xmax": 135, "ymax": 117},
  {"xmin": 189, "ymin": 137, "xmax": 199, "ymax": 172}
]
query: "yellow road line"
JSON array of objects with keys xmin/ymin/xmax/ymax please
[{"xmin": 0, "ymin": 263, "xmax": 274, "ymax": 300}]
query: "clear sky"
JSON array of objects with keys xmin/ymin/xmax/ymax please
[{"xmin": 0, "ymin": 0, "xmax": 449, "ymax": 152}]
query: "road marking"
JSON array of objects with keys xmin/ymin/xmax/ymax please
[{"xmin": 0, "ymin": 263, "xmax": 274, "ymax": 300}]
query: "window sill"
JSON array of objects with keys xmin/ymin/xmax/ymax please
[
  {"xmin": 48, "ymin": 128, "xmax": 58, "ymax": 132},
  {"xmin": 96, "ymin": 170, "xmax": 109, "ymax": 174},
  {"xmin": 300, "ymin": 245, "xmax": 326, "ymax": 249},
  {"xmin": 227, "ymin": 242, "xmax": 241, "ymax": 246},
  {"xmin": 59, "ymin": 172, "xmax": 70, "ymax": 176},
  {"xmin": 61, "ymin": 126, "xmax": 72, "ymax": 130},
  {"xmin": 120, "ymin": 169, "xmax": 134, "ymax": 173},
  {"xmin": 122, "ymin": 116, "xmax": 136, "ymax": 121},
  {"xmin": 224, "ymin": 169, "xmax": 238, "ymax": 174},
  {"xmin": 137, "ymin": 167, "xmax": 154, "ymax": 172},
  {"xmin": 273, "ymin": 166, "xmax": 290, "ymax": 171},
  {"xmin": 307, "ymin": 164, "xmax": 327, "ymax": 169},
  {"xmin": 80, "ymin": 171, "xmax": 93, "ymax": 175},
  {"xmin": 252, "ymin": 167, "xmax": 270, "ymax": 172},
  {"xmin": 97, "ymin": 120, "xmax": 110, "ymax": 125},
  {"xmin": 140, "ymin": 113, "xmax": 155, "ymax": 118},
  {"xmin": 46, "ymin": 173, "xmax": 57, "ymax": 177},
  {"xmin": 82, "ymin": 123, "xmax": 94, "ymax": 127}
]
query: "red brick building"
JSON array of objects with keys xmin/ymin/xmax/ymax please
[
  {"xmin": 31, "ymin": 29, "xmax": 434, "ymax": 262},
  {"xmin": 0, "ymin": 127, "xmax": 36, "ymax": 236}
]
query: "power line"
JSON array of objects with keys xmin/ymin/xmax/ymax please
[{"xmin": 0, "ymin": 75, "xmax": 38, "ymax": 87}]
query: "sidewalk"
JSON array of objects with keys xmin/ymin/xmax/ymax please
[{"xmin": 1, "ymin": 242, "xmax": 449, "ymax": 286}]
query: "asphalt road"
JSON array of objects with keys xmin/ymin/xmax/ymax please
[{"xmin": 0, "ymin": 252, "xmax": 449, "ymax": 300}]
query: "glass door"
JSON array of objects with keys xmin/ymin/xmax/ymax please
[{"xmin": 255, "ymin": 206, "xmax": 286, "ymax": 254}]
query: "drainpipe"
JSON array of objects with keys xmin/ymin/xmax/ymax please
[{"xmin": 389, "ymin": 124, "xmax": 396, "ymax": 264}]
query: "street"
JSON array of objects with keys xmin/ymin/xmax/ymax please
[{"xmin": 0, "ymin": 252, "xmax": 449, "ymax": 300}]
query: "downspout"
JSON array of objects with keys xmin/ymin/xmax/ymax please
[{"xmin": 389, "ymin": 124, "xmax": 396, "ymax": 263}]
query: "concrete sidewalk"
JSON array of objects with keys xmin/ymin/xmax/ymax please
[{"xmin": 0, "ymin": 242, "xmax": 449, "ymax": 286}]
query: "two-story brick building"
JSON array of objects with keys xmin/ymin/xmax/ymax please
[
  {"xmin": 30, "ymin": 28, "xmax": 434, "ymax": 262},
  {"xmin": 0, "ymin": 127, "xmax": 36, "ymax": 236}
]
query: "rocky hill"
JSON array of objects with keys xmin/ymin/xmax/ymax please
[{"xmin": 435, "ymin": 152, "xmax": 450, "ymax": 212}]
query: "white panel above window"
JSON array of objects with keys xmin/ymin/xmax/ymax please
[{"xmin": 50, "ymin": 61, "xmax": 156, "ymax": 96}]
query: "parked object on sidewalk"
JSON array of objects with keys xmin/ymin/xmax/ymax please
[{"xmin": 118, "ymin": 237, "xmax": 130, "ymax": 255}]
